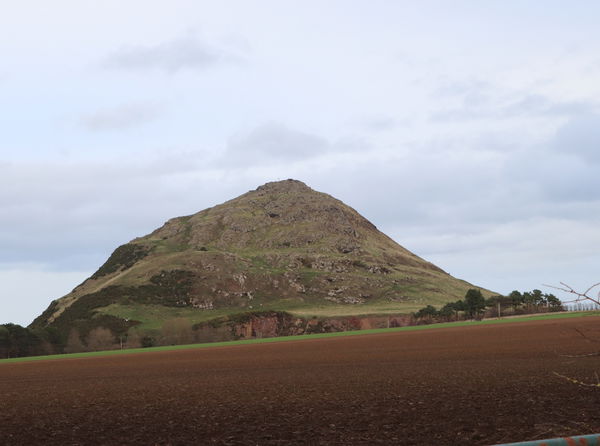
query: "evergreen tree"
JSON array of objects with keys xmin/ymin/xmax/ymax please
[{"xmin": 464, "ymin": 289, "xmax": 485, "ymax": 319}]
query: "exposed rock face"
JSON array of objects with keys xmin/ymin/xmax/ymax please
[
  {"xmin": 194, "ymin": 311, "xmax": 416, "ymax": 342},
  {"xmin": 31, "ymin": 179, "xmax": 487, "ymax": 337}
]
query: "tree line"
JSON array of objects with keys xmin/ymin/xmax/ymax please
[
  {"xmin": 0, "ymin": 324, "xmax": 63, "ymax": 358},
  {"xmin": 413, "ymin": 288, "xmax": 563, "ymax": 323},
  {"xmin": 0, "ymin": 317, "xmax": 216, "ymax": 359},
  {"xmin": 1, "ymin": 289, "xmax": 566, "ymax": 359}
]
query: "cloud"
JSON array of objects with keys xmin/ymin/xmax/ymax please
[
  {"xmin": 81, "ymin": 102, "xmax": 164, "ymax": 131},
  {"xmin": 358, "ymin": 116, "xmax": 399, "ymax": 132},
  {"xmin": 432, "ymin": 94, "xmax": 595, "ymax": 121},
  {"xmin": 552, "ymin": 113, "xmax": 600, "ymax": 163},
  {"xmin": 224, "ymin": 123, "xmax": 329, "ymax": 165},
  {"xmin": 408, "ymin": 218, "xmax": 600, "ymax": 296},
  {"xmin": 430, "ymin": 78, "xmax": 598, "ymax": 122},
  {"xmin": 104, "ymin": 37, "xmax": 225, "ymax": 73},
  {"xmin": 222, "ymin": 123, "xmax": 373, "ymax": 168},
  {"xmin": 503, "ymin": 95, "xmax": 596, "ymax": 118},
  {"xmin": 0, "ymin": 265, "xmax": 89, "ymax": 326}
]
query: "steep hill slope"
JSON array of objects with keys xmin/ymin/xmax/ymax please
[{"xmin": 31, "ymin": 179, "xmax": 490, "ymax": 337}]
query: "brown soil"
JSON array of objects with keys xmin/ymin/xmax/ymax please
[{"xmin": 2, "ymin": 317, "xmax": 600, "ymax": 445}]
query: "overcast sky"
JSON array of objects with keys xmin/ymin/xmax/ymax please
[{"xmin": 2, "ymin": 1, "xmax": 599, "ymax": 325}]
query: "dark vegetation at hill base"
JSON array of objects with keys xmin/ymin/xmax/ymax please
[
  {"xmin": 1, "ymin": 288, "xmax": 564, "ymax": 359},
  {"xmin": 413, "ymin": 288, "xmax": 563, "ymax": 322}
]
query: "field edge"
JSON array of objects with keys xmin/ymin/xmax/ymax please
[{"xmin": 2, "ymin": 310, "xmax": 599, "ymax": 364}]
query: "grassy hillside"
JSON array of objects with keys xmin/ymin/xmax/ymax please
[{"xmin": 31, "ymin": 179, "xmax": 495, "ymax": 338}]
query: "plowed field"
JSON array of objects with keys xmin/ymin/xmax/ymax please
[{"xmin": 2, "ymin": 317, "xmax": 600, "ymax": 445}]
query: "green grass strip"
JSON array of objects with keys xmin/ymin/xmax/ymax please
[{"xmin": 2, "ymin": 310, "xmax": 599, "ymax": 364}]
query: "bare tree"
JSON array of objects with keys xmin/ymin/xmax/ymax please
[
  {"xmin": 64, "ymin": 329, "xmax": 85, "ymax": 353},
  {"xmin": 161, "ymin": 318, "xmax": 194, "ymax": 346},
  {"xmin": 125, "ymin": 328, "xmax": 142, "ymax": 349},
  {"xmin": 545, "ymin": 282, "xmax": 600, "ymax": 307},
  {"xmin": 86, "ymin": 327, "xmax": 116, "ymax": 351}
]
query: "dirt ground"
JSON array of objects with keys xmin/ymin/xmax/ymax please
[{"xmin": 2, "ymin": 317, "xmax": 600, "ymax": 445}]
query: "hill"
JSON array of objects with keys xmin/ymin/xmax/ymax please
[{"xmin": 30, "ymin": 179, "xmax": 491, "ymax": 338}]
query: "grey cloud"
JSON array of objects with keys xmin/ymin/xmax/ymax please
[
  {"xmin": 105, "ymin": 37, "xmax": 224, "ymax": 73},
  {"xmin": 432, "ymin": 94, "xmax": 594, "ymax": 121},
  {"xmin": 359, "ymin": 116, "xmax": 399, "ymax": 131},
  {"xmin": 224, "ymin": 123, "xmax": 329, "ymax": 165},
  {"xmin": 222, "ymin": 123, "xmax": 372, "ymax": 167},
  {"xmin": 535, "ymin": 155, "xmax": 600, "ymax": 202},
  {"xmin": 503, "ymin": 95, "xmax": 596, "ymax": 117},
  {"xmin": 552, "ymin": 113, "xmax": 600, "ymax": 163},
  {"xmin": 433, "ymin": 79, "xmax": 493, "ymax": 98},
  {"xmin": 431, "ymin": 79, "xmax": 597, "ymax": 121},
  {"xmin": 81, "ymin": 102, "xmax": 164, "ymax": 131},
  {"xmin": 314, "ymin": 138, "xmax": 600, "ymax": 238}
]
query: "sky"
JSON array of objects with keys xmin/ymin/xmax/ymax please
[{"xmin": 1, "ymin": 1, "xmax": 599, "ymax": 325}]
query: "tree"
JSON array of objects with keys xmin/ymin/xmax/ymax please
[
  {"xmin": 545, "ymin": 293, "xmax": 563, "ymax": 311},
  {"xmin": 546, "ymin": 282, "xmax": 600, "ymax": 307},
  {"xmin": 485, "ymin": 295, "xmax": 511, "ymax": 317},
  {"xmin": 0, "ymin": 326, "xmax": 9, "ymax": 358},
  {"xmin": 531, "ymin": 289, "xmax": 545, "ymax": 306},
  {"xmin": 414, "ymin": 305, "xmax": 438, "ymax": 321},
  {"xmin": 160, "ymin": 318, "xmax": 193, "ymax": 345},
  {"xmin": 440, "ymin": 300, "xmax": 466, "ymax": 320},
  {"xmin": 64, "ymin": 329, "xmax": 85, "ymax": 353},
  {"xmin": 464, "ymin": 289, "xmax": 485, "ymax": 319},
  {"xmin": 125, "ymin": 328, "xmax": 142, "ymax": 349},
  {"xmin": 522, "ymin": 291, "xmax": 535, "ymax": 310},
  {"xmin": 439, "ymin": 303, "xmax": 457, "ymax": 320},
  {"xmin": 141, "ymin": 336, "xmax": 156, "ymax": 348},
  {"xmin": 42, "ymin": 327, "xmax": 63, "ymax": 353},
  {"xmin": 86, "ymin": 327, "xmax": 116, "ymax": 351},
  {"xmin": 2, "ymin": 323, "xmax": 39, "ymax": 357},
  {"xmin": 452, "ymin": 300, "xmax": 466, "ymax": 314},
  {"xmin": 509, "ymin": 290, "xmax": 524, "ymax": 310}
]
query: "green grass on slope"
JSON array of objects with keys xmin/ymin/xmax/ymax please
[
  {"xmin": 96, "ymin": 299, "xmax": 470, "ymax": 331},
  {"xmin": 2, "ymin": 311, "xmax": 598, "ymax": 365},
  {"xmin": 95, "ymin": 304, "xmax": 237, "ymax": 330},
  {"xmin": 96, "ymin": 301, "xmax": 425, "ymax": 331}
]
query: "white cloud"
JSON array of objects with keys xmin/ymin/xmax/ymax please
[
  {"xmin": 104, "ymin": 36, "xmax": 230, "ymax": 73},
  {"xmin": 81, "ymin": 102, "xmax": 164, "ymax": 131}
]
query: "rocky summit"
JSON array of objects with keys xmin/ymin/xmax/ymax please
[{"xmin": 31, "ymin": 179, "xmax": 488, "ymax": 337}]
